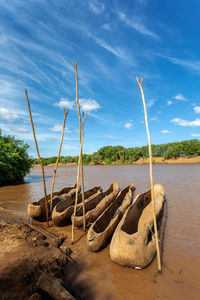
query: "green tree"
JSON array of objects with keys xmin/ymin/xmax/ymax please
[{"xmin": 0, "ymin": 131, "xmax": 33, "ymax": 185}]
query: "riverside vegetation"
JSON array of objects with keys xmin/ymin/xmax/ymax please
[
  {"xmin": 33, "ymin": 139, "xmax": 200, "ymax": 166},
  {"xmin": 0, "ymin": 130, "xmax": 32, "ymax": 185}
]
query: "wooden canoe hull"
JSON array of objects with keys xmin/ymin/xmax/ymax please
[
  {"xmin": 27, "ymin": 184, "xmax": 78, "ymax": 221},
  {"xmin": 110, "ymin": 184, "xmax": 165, "ymax": 269},
  {"xmin": 87, "ymin": 184, "xmax": 135, "ymax": 252},
  {"xmin": 52, "ymin": 186, "xmax": 102, "ymax": 227},
  {"xmin": 72, "ymin": 183, "xmax": 120, "ymax": 228}
]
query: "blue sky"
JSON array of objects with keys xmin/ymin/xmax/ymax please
[{"xmin": 0, "ymin": 0, "xmax": 200, "ymax": 157}]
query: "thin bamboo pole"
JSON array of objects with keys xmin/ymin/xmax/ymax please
[
  {"xmin": 71, "ymin": 112, "xmax": 87, "ymax": 244},
  {"xmin": 25, "ymin": 89, "xmax": 49, "ymax": 227},
  {"xmin": 136, "ymin": 77, "xmax": 162, "ymax": 272},
  {"xmin": 50, "ymin": 108, "xmax": 69, "ymax": 212},
  {"xmin": 73, "ymin": 61, "xmax": 86, "ymax": 231},
  {"xmin": 80, "ymin": 112, "xmax": 86, "ymax": 231}
]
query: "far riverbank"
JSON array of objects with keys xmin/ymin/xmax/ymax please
[{"xmin": 34, "ymin": 155, "xmax": 200, "ymax": 167}]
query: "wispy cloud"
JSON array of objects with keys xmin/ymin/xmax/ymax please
[
  {"xmin": 95, "ymin": 37, "xmax": 128, "ymax": 61},
  {"xmin": 161, "ymin": 129, "xmax": 169, "ymax": 134},
  {"xmin": 155, "ymin": 53, "xmax": 200, "ymax": 73},
  {"xmin": 89, "ymin": 0, "xmax": 105, "ymax": 14},
  {"xmin": 101, "ymin": 23, "xmax": 112, "ymax": 31},
  {"xmin": 124, "ymin": 121, "xmax": 133, "ymax": 129},
  {"xmin": 79, "ymin": 98, "xmax": 100, "ymax": 112},
  {"xmin": 117, "ymin": 11, "xmax": 158, "ymax": 39},
  {"xmin": 147, "ymin": 99, "xmax": 156, "ymax": 108},
  {"xmin": 99, "ymin": 135, "xmax": 116, "ymax": 140},
  {"xmin": 171, "ymin": 118, "xmax": 200, "ymax": 127},
  {"xmin": 150, "ymin": 116, "xmax": 158, "ymax": 121},
  {"xmin": 190, "ymin": 133, "xmax": 200, "ymax": 137},
  {"xmin": 173, "ymin": 94, "xmax": 187, "ymax": 101},
  {"xmin": 135, "ymin": 0, "xmax": 147, "ymax": 6},
  {"xmin": 10, "ymin": 127, "xmax": 29, "ymax": 133},
  {"xmin": 194, "ymin": 106, "xmax": 200, "ymax": 114},
  {"xmin": 46, "ymin": 136, "xmax": 58, "ymax": 142}
]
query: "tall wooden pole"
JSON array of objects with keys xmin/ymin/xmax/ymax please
[
  {"xmin": 25, "ymin": 89, "xmax": 49, "ymax": 227},
  {"xmin": 71, "ymin": 112, "xmax": 87, "ymax": 244},
  {"xmin": 136, "ymin": 77, "xmax": 162, "ymax": 272},
  {"xmin": 73, "ymin": 61, "xmax": 86, "ymax": 231},
  {"xmin": 50, "ymin": 108, "xmax": 69, "ymax": 212}
]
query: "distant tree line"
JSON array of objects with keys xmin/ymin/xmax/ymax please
[{"xmin": 33, "ymin": 139, "xmax": 200, "ymax": 166}]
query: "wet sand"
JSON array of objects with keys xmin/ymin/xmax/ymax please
[{"xmin": 0, "ymin": 164, "xmax": 200, "ymax": 299}]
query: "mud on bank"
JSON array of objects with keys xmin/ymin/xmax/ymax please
[{"xmin": 0, "ymin": 216, "xmax": 77, "ymax": 300}]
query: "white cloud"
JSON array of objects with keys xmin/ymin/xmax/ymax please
[
  {"xmin": 89, "ymin": 0, "xmax": 105, "ymax": 14},
  {"xmin": 55, "ymin": 98, "xmax": 75, "ymax": 109},
  {"xmin": 0, "ymin": 107, "xmax": 18, "ymax": 121},
  {"xmin": 191, "ymin": 133, "xmax": 200, "ymax": 137},
  {"xmin": 167, "ymin": 100, "xmax": 172, "ymax": 105},
  {"xmin": 79, "ymin": 98, "xmax": 100, "ymax": 112},
  {"xmin": 173, "ymin": 94, "xmax": 187, "ymax": 101},
  {"xmin": 194, "ymin": 106, "xmax": 200, "ymax": 114},
  {"xmin": 171, "ymin": 118, "xmax": 200, "ymax": 127},
  {"xmin": 50, "ymin": 125, "xmax": 72, "ymax": 133},
  {"xmin": 161, "ymin": 129, "xmax": 169, "ymax": 134},
  {"xmin": 147, "ymin": 99, "xmax": 156, "ymax": 108},
  {"xmin": 117, "ymin": 11, "xmax": 158, "ymax": 39},
  {"xmin": 124, "ymin": 121, "xmax": 133, "ymax": 129},
  {"xmin": 102, "ymin": 23, "xmax": 112, "ymax": 31}
]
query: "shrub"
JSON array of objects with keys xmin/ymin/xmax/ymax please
[{"xmin": 0, "ymin": 131, "xmax": 33, "ymax": 185}]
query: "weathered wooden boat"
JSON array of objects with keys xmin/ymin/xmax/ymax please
[
  {"xmin": 110, "ymin": 184, "xmax": 165, "ymax": 269},
  {"xmin": 71, "ymin": 183, "xmax": 120, "ymax": 228},
  {"xmin": 52, "ymin": 186, "xmax": 102, "ymax": 226},
  {"xmin": 87, "ymin": 184, "xmax": 135, "ymax": 252},
  {"xmin": 28, "ymin": 184, "xmax": 79, "ymax": 221}
]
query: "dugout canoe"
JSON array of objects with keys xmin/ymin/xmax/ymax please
[
  {"xmin": 28, "ymin": 184, "xmax": 79, "ymax": 221},
  {"xmin": 71, "ymin": 183, "xmax": 120, "ymax": 228},
  {"xmin": 52, "ymin": 186, "xmax": 102, "ymax": 226},
  {"xmin": 110, "ymin": 184, "xmax": 165, "ymax": 269},
  {"xmin": 87, "ymin": 184, "xmax": 136, "ymax": 252}
]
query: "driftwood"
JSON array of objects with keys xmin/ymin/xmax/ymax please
[
  {"xmin": 24, "ymin": 221, "xmax": 64, "ymax": 247},
  {"xmin": 50, "ymin": 108, "xmax": 69, "ymax": 212},
  {"xmin": 25, "ymin": 90, "xmax": 48, "ymax": 227},
  {"xmin": 136, "ymin": 77, "xmax": 161, "ymax": 272},
  {"xmin": 24, "ymin": 221, "xmax": 75, "ymax": 263},
  {"xmin": 36, "ymin": 273, "xmax": 75, "ymax": 300}
]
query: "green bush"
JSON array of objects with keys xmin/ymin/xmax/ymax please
[{"xmin": 0, "ymin": 131, "xmax": 33, "ymax": 185}]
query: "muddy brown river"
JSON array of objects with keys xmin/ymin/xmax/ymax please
[{"xmin": 0, "ymin": 164, "xmax": 200, "ymax": 299}]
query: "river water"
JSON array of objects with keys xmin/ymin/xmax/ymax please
[{"xmin": 0, "ymin": 164, "xmax": 200, "ymax": 299}]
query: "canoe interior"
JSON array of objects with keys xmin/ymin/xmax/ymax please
[
  {"xmin": 93, "ymin": 185, "xmax": 131, "ymax": 234},
  {"xmin": 55, "ymin": 186, "xmax": 101, "ymax": 213},
  {"xmin": 121, "ymin": 190, "xmax": 151, "ymax": 235},
  {"xmin": 75, "ymin": 184, "xmax": 115, "ymax": 217},
  {"xmin": 36, "ymin": 185, "xmax": 77, "ymax": 206}
]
